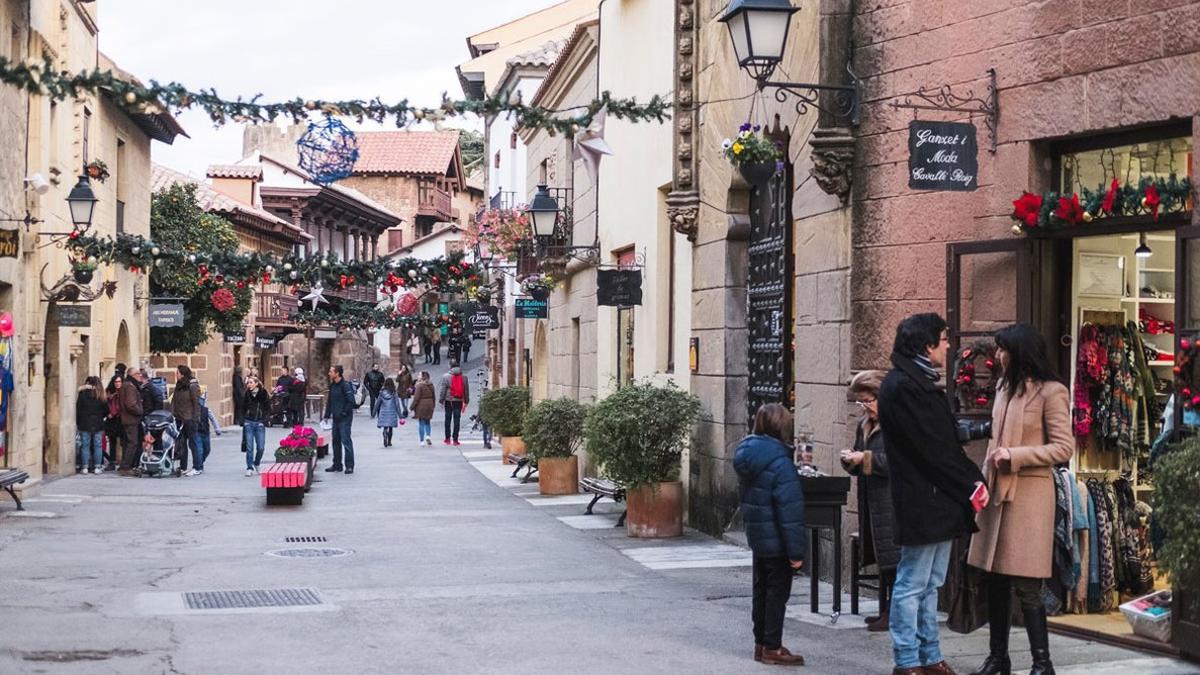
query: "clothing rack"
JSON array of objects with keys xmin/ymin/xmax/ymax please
[{"xmin": 1080, "ymin": 307, "xmax": 1127, "ymax": 327}]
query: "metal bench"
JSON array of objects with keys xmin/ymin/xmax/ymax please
[
  {"xmin": 0, "ymin": 469, "xmax": 28, "ymax": 511},
  {"xmin": 509, "ymin": 455, "xmax": 538, "ymax": 483},
  {"xmin": 261, "ymin": 462, "xmax": 308, "ymax": 506},
  {"xmin": 580, "ymin": 476, "xmax": 627, "ymax": 527}
]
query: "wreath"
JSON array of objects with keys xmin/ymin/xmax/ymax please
[{"xmin": 954, "ymin": 340, "xmax": 998, "ymax": 410}]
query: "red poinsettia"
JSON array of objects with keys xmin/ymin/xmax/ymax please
[
  {"xmin": 339, "ymin": 274, "xmax": 355, "ymax": 289},
  {"xmin": 1011, "ymin": 192, "xmax": 1043, "ymax": 227},
  {"xmin": 211, "ymin": 287, "xmax": 236, "ymax": 312},
  {"xmin": 1144, "ymin": 183, "xmax": 1161, "ymax": 219},
  {"xmin": 1055, "ymin": 193, "xmax": 1085, "ymax": 225},
  {"xmin": 1100, "ymin": 179, "xmax": 1119, "ymax": 214}
]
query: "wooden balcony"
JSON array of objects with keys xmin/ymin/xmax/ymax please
[
  {"xmin": 256, "ymin": 289, "xmax": 299, "ymax": 327},
  {"xmin": 327, "ymin": 285, "xmax": 375, "ymax": 304},
  {"xmin": 417, "ymin": 181, "xmax": 453, "ymax": 221}
]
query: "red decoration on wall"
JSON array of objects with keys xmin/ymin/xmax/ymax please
[
  {"xmin": 1100, "ymin": 179, "xmax": 1119, "ymax": 214},
  {"xmin": 1144, "ymin": 183, "xmax": 1161, "ymax": 219},
  {"xmin": 1055, "ymin": 193, "xmax": 1085, "ymax": 224},
  {"xmin": 1012, "ymin": 192, "xmax": 1043, "ymax": 227},
  {"xmin": 211, "ymin": 287, "xmax": 236, "ymax": 312}
]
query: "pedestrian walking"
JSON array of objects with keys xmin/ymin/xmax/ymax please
[
  {"xmin": 75, "ymin": 375, "xmax": 107, "ymax": 475},
  {"xmin": 241, "ymin": 375, "xmax": 269, "ymax": 476},
  {"xmin": 840, "ymin": 370, "xmax": 899, "ymax": 632},
  {"xmin": 171, "ymin": 365, "xmax": 203, "ymax": 476},
  {"xmin": 231, "ymin": 365, "xmax": 245, "ymax": 426},
  {"xmin": 193, "ymin": 387, "xmax": 221, "ymax": 471},
  {"xmin": 396, "ymin": 362, "xmax": 414, "ymax": 418},
  {"xmin": 407, "ymin": 331, "xmax": 422, "ymax": 368},
  {"xmin": 438, "ymin": 361, "xmax": 469, "ymax": 445},
  {"xmin": 430, "ymin": 326, "xmax": 442, "ymax": 365},
  {"xmin": 364, "ymin": 363, "xmax": 385, "ymax": 418},
  {"xmin": 117, "ymin": 369, "xmax": 145, "ymax": 475},
  {"xmin": 447, "ymin": 318, "xmax": 465, "ymax": 363},
  {"xmin": 411, "ymin": 372, "xmax": 436, "ymax": 446},
  {"xmin": 878, "ymin": 313, "xmax": 988, "ymax": 675},
  {"xmin": 421, "ymin": 330, "xmax": 433, "ymax": 364},
  {"xmin": 374, "ymin": 378, "xmax": 403, "ymax": 447},
  {"xmin": 103, "ymin": 374, "xmax": 124, "ymax": 471},
  {"xmin": 733, "ymin": 403, "xmax": 807, "ymax": 667},
  {"xmin": 288, "ymin": 367, "xmax": 307, "ymax": 426},
  {"xmin": 967, "ymin": 323, "xmax": 1073, "ymax": 675},
  {"xmin": 324, "ymin": 365, "xmax": 358, "ymax": 474}
]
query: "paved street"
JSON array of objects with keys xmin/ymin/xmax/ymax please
[{"xmin": 0, "ymin": 358, "xmax": 1195, "ymax": 674}]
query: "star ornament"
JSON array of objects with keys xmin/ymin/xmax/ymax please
[
  {"xmin": 302, "ymin": 284, "xmax": 330, "ymax": 310},
  {"xmin": 574, "ymin": 104, "xmax": 614, "ymax": 184}
]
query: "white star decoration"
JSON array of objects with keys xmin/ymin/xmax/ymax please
[
  {"xmin": 302, "ymin": 284, "xmax": 329, "ymax": 310},
  {"xmin": 574, "ymin": 104, "xmax": 614, "ymax": 184}
]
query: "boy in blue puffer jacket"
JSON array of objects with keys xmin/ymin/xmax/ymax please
[{"xmin": 734, "ymin": 402, "xmax": 807, "ymax": 667}]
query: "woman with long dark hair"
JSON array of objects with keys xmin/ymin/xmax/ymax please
[
  {"xmin": 76, "ymin": 376, "xmax": 107, "ymax": 474},
  {"xmin": 103, "ymin": 374, "xmax": 124, "ymax": 471},
  {"xmin": 172, "ymin": 365, "xmax": 203, "ymax": 476},
  {"xmin": 967, "ymin": 323, "xmax": 1073, "ymax": 675}
]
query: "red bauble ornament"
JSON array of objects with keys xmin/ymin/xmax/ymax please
[
  {"xmin": 1182, "ymin": 338, "xmax": 1191, "ymax": 351},
  {"xmin": 1174, "ymin": 366, "xmax": 1183, "ymax": 375},
  {"xmin": 69, "ymin": 230, "xmax": 80, "ymax": 240},
  {"xmin": 211, "ymin": 287, "xmax": 236, "ymax": 312},
  {"xmin": 1191, "ymin": 395, "xmax": 1200, "ymax": 408},
  {"xmin": 236, "ymin": 281, "xmax": 245, "ymax": 289},
  {"xmin": 214, "ymin": 274, "xmax": 224, "ymax": 284},
  {"xmin": 130, "ymin": 265, "xmax": 140, "ymax": 274},
  {"xmin": 975, "ymin": 396, "xmax": 989, "ymax": 406},
  {"xmin": 262, "ymin": 273, "xmax": 271, "ymax": 284},
  {"xmin": 985, "ymin": 359, "xmax": 995, "ymax": 369}
]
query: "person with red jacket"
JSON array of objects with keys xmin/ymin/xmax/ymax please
[{"xmin": 437, "ymin": 362, "xmax": 470, "ymax": 446}]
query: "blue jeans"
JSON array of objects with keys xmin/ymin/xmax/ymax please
[
  {"xmin": 332, "ymin": 417, "xmax": 354, "ymax": 469},
  {"xmin": 890, "ymin": 540, "xmax": 953, "ymax": 669},
  {"xmin": 193, "ymin": 432, "xmax": 211, "ymax": 470},
  {"xmin": 399, "ymin": 397, "xmax": 410, "ymax": 416},
  {"xmin": 76, "ymin": 431, "xmax": 103, "ymax": 469},
  {"xmin": 243, "ymin": 421, "xmax": 266, "ymax": 470},
  {"xmin": 417, "ymin": 419, "xmax": 431, "ymax": 442}
]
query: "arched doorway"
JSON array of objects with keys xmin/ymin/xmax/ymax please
[
  {"xmin": 115, "ymin": 320, "xmax": 131, "ymax": 367},
  {"xmin": 531, "ymin": 321, "xmax": 549, "ymax": 402}
]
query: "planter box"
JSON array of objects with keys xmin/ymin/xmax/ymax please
[
  {"xmin": 626, "ymin": 481, "xmax": 683, "ymax": 538},
  {"xmin": 538, "ymin": 456, "xmax": 578, "ymax": 495},
  {"xmin": 500, "ymin": 436, "xmax": 526, "ymax": 465}
]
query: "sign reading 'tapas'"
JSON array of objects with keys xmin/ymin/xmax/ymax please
[{"xmin": 907, "ymin": 120, "xmax": 978, "ymax": 192}]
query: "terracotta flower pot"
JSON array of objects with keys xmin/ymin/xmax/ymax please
[
  {"xmin": 625, "ymin": 481, "xmax": 683, "ymax": 538},
  {"xmin": 738, "ymin": 161, "xmax": 778, "ymax": 187},
  {"xmin": 537, "ymin": 455, "xmax": 578, "ymax": 495},
  {"xmin": 500, "ymin": 436, "xmax": 526, "ymax": 465}
]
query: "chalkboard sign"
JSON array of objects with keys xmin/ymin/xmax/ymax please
[
  {"xmin": 597, "ymin": 269, "xmax": 643, "ymax": 307},
  {"xmin": 148, "ymin": 303, "xmax": 185, "ymax": 328},
  {"xmin": 52, "ymin": 304, "xmax": 91, "ymax": 327},
  {"xmin": 514, "ymin": 298, "xmax": 548, "ymax": 319},
  {"xmin": 255, "ymin": 335, "xmax": 278, "ymax": 350},
  {"xmin": 468, "ymin": 305, "xmax": 499, "ymax": 330},
  {"xmin": 907, "ymin": 120, "xmax": 978, "ymax": 192}
]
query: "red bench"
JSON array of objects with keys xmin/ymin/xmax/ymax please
[{"xmin": 261, "ymin": 462, "xmax": 308, "ymax": 505}]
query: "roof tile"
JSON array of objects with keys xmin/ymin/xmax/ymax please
[{"xmin": 353, "ymin": 130, "xmax": 460, "ymax": 176}]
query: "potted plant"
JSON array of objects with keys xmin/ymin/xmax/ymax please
[
  {"xmin": 478, "ymin": 386, "xmax": 530, "ymax": 464},
  {"xmin": 722, "ymin": 123, "xmax": 783, "ymax": 187},
  {"xmin": 1151, "ymin": 436, "xmax": 1200, "ymax": 657},
  {"xmin": 520, "ymin": 273, "xmax": 556, "ymax": 301},
  {"xmin": 85, "ymin": 159, "xmax": 110, "ymax": 183},
  {"xmin": 584, "ymin": 381, "xmax": 703, "ymax": 538},
  {"xmin": 275, "ymin": 425, "xmax": 318, "ymax": 490},
  {"xmin": 71, "ymin": 256, "xmax": 98, "ymax": 284},
  {"xmin": 523, "ymin": 397, "xmax": 588, "ymax": 495}
]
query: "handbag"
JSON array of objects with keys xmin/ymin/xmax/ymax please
[{"xmin": 945, "ymin": 535, "xmax": 989, "ymax": 634}]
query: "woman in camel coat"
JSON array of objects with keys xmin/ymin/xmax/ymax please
[{"xmin": 967, "ymin": 323, "xmax": 1073, "ymax": 675}]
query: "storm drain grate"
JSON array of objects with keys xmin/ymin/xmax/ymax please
[
  {"xmin": 266, "ymin": 547, "xmax": 352, "ymax": 559},
  {"xmin": 285, "ymin": 536, "xmax": 327, "ymax": 543},
  {"xmin": 183, "ymin": 588, "xmax": 322, "ymax": 610}
]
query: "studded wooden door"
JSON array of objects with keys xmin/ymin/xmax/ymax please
[{"xmin": 746, "ymin": 168, "xmax": 794, "ymax": 426}]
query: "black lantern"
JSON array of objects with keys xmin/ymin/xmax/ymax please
[
  {"xmin": 720, "ymin": 0, "xmax": 798, "ymax": 81},
  {"xmin": 526, "ymin": 184, "xmax": 560, "ymax": 240},
  {"xmin": 66, "ymin": 173, "xmax": 98, "ymax": 228}
]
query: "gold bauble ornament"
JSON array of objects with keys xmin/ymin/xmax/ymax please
[
  {"xmin": 124, "ymin": 91, "xmax": 137, "ymax": 104},
  {"xmin": 304, "ymin": 100, "xmax": 317, "ymax": 110},
  {"xmin": 413, "ymin": 109, "xmax": 425, "ymax": 121},
  {"xmin": 1082, "ymin": 211, "xmax": 1093, "ymax": 223},
  {"xmin": 1011, "ymin": 224, "xmax": 1023, "ymax": 236}
]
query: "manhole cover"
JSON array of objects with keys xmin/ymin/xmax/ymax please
[
  {"xmin": 183, "ymin": 588, "xmax": 321, "ymax": 610},
  {"xmin": 266, "ymin": 547, "xmax": 352, "ymax": 559},
  {"xmin": 285, "ymin": 536, "xmax": 327, "ymax": 543}
]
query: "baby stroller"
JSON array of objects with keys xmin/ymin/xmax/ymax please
[
  {"xmin": 267, "ymin": 385, "xmax": 289, "ymax": 427},
  {"xmin": 139, "ymin": 410, "xmax": 180, "ymax": 477}
]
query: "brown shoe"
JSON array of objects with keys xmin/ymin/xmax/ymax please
[
  {"xmin": 921, "ymin": 662, "xmax": 957, "ymax": 675},
  {"xmin": 866, "ymin": 613, "xmax": 889, "ymax": 632},
  {"xmin": 893, "ymin": 669, "xmax": 924, "ymax": 675},
  {"xmin": 118, "ymin": 469, "xmax": 133, "ymax": 477},
  {"xmin": 761, "ymin": 647, "xmax": 805, "ymax": 666},
  {"xmin": 754, "ymin": 644, "xmax": 763, "ymax": 662}
]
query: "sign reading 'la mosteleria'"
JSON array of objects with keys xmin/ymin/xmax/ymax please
[{"xmin": 907, "ymin": 120, "xmax": 978, "ymax": 192}]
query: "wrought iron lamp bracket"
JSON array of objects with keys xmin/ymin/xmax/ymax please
[
  {"xmin": 757, "ymin": 66, "xmax": 863, "ymax": 126},
  {"xmin": 890, "ymin": 68, "xmax": 999, "ymax": 153}
]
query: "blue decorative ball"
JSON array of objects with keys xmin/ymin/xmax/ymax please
[{"xmin": 296, "ymin": 117, "xmax": 359, "ymax": 185}]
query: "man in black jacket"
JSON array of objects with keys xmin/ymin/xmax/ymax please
[
  {"xmin": 363, "ymin": 364, "xmax": 384, "ymax": 418},
  {"xmin": 324, "ymin": 365, "xmax": 358, "ymax": 474},
  {"xmin": 878, "ymin": 313, "xmax": 988, "ymax": 675}
]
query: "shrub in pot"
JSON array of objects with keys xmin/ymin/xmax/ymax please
[
  {"xmin": 1151, "ymin": 436, "xmax": 1200, "ymax": 653},
  {"xmin": 584, "ymin": 381, "xmax": 702, "ymax": 538},
  {"xmin": 523, "ymin": 397, "xmax": 587, "ymax": 495},
  {"xmin": 478, "ymin": 386, "xmax": 530, "ymax": 464}
]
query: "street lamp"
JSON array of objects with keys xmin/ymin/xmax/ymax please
[
  {"xmin": 720, "ymin": 0, "xmax": 861, "ymax": 124},
  {"xmin": 526, "ymin": 184, "xmax": 560, "ymax": 240},
  {"xmin": 66, "ymin": 173, "xmax": 98, "ymax": 229}
]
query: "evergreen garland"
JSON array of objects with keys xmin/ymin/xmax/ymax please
[{"xmin": 1010, "ymin": 175, "xmax": 1193, "ymax": 234}]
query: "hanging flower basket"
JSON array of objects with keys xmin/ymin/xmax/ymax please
[
  {"xmin": 72, "ymin": 267, "xmax": 94, "ymax": 284},
  {"xmin": 738, "ymin": 161, "xmax": 779, "ymax": 187},
  {"xmin": 85, "ymin": 159, "xmax": 110, "ymax": 183},
  {"xmin": 521, "ymin": 273, "xmax": 556, "ymax": 301},
  {"xmin": 723, "ymin": 123, "xmax": 784, "ymax": 187}
]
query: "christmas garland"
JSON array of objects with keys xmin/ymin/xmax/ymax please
[
  {"xmin": 293, "ymin": 305, "xmax": 459, "ymax": 331},
  {"xmin": 0, "ymin": 56, "xmax": 670, "ymax": 135},
  {"xmin": 954, "ymin": 339, "xmax": 998, "ymax": 410},
  {"xmin": 1010, "ymin": 175, "xmax": 1192, "ymax": 234},
  {"xmin": 1174, "ymin": 337, "xmax": 1200, "ymax": 409}
]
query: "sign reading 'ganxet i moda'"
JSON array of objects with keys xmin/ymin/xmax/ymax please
[{"xmin": 907, "ymin": 120, "xmax": 978, "ymax": 192}]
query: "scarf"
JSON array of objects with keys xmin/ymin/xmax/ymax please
[{"xmin": 913, "ymin": 354, "xmax": 939, "ymax": 382}]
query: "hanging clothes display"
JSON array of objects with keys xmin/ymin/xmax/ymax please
[{"xmin": 1072, "ymin": 323, "xmax": 1160, "ymax": 461}]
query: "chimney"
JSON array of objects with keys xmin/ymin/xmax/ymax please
[{"xmin": 206, "ymin": 164, "xmax": 263, "ymax": 207}]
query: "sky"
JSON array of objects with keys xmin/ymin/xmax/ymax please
[{"xmin": 96, "ymin": 0, "xmax": 558, "ymax": 177}]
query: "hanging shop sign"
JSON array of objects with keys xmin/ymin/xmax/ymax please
[
  {"xmin": 255, "ymin": 335, "xmax": 278, "ymax": 350},
  {"xmin": 51, "ymin": 304, "xmax": 91, "ymax": 327},
  {"xmin": 513, "ymin": 298, "xmax": 548, "ymax": 319},
  {"xmin": 0, "ymin": 228, "xmax": 19, "ymax": 258},
  {"xmin": 907, "ymin": 120, "xmax": 978, "ymax": 192},
  {"xmin": 597, "ymin": 269, "xmax": 643, "ymax": 307},
  {"xmin": 312, "ymin": 328, "xmax": 338, "ymax": 340},
  {"xmin": 148, "ymin": 303, "xmax": 185, "ymax": 328},
  {"xmin": 223, "ymin": 331, "xmax": 247, "ymax": 344},
  {"xmin": 468, "ymin": 305, "xmax": 500, "ymax": 331}
]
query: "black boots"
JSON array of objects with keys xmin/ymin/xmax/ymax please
[
  {"xmin": 1024, "ymin": 605, "xmax": 1055, "ymax": 675},
  {"xmin": 969, "ymin": 576, "xmax": 1012, "ymax": 675}
]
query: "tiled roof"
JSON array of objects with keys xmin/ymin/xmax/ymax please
[
  {"xmin": 353, "ymin": 130, "xmax": 461, "ymax": 176},
  {"xmin": 150, "ymin": 163, "xmax": 310, "ymax": 241},
  {"xmin": 207, "ymin": 164, "xmax": 263, "ymax": 180},
  {"xmin": 255, "ymin": 153, "xmax": 402, "ymax": 223},
  {"xmin": 508, "ymin": 39, "xmax": 566, "ymax": 68}
]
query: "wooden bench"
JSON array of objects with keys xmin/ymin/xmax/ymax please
[
  {"xmin": 509, "ymin": 455, "xmax": 538, "ymax": 483},
  {"xmin": 0, "ymin": 469, "xmax": 28, "ymax": 511},
  {"xmin": 580, "ymin": 476, "xmax": 627, "ymax": 527},
  {"xmin": 261, "ymin": 462, "xmax": 308, "ymax": 506}
]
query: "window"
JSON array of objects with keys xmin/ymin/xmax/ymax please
[
  {"xmin": 494, "ymin": 151, "xmax": 500, "ymax": 169},
  {"xmin": 510, "ymin": 131, "xmax": 518, "ymax": 150},
  {"xmin": 115, "ymin": 139, "xmax": 126, "ymax": 232},
  {"xmin": 82, "ymin": 107, "xmax": 91, "ymax": 164},
  {"xmin": 538, "ymin": 159, "xmax": 549, "ymax": 186}
]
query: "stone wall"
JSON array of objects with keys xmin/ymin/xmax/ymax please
[{"xmin": 340, "ymin": 175, "xmax": 419, "ymax": 252}]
